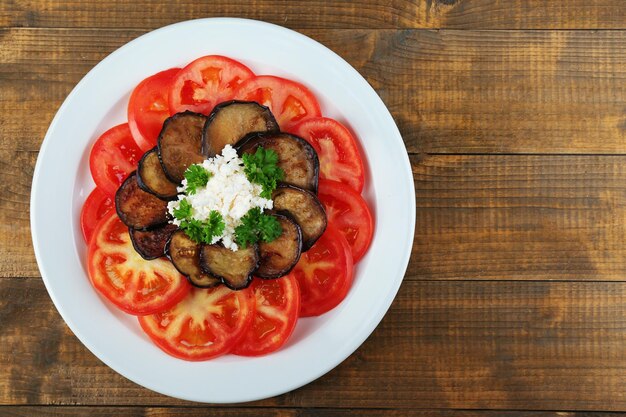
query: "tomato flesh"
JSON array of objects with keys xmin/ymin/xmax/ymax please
[
  {"xmin": 232, "ymin": 274, "xmax": 300, "ymax": 356},
  {"xmin": 139, "ymin": 286, "xmax": 256, "ymax": 361},
  {"xmin": 80, "ymin": 187, "xmax": 114, "ymax": 244},
  {"xmin": 128, "ymin": 68, "xmax": 180, "ymax": 151},
  {"xmin": 234, "ymin": 75, "xmax": 321, "ymax": 131},
  {"xmin": 293, "ymin": 117, "xmax": 365, "ymax": 193},
  {"xmin": 168, "ymin": 55, "xmax": 254, "ymax": 115},
  {"xmin": 89, "ymin": 123, "xmax": 142, "ymax": 197},
  {"xmin": 292, "ymin": 225, "xmax": 353, "ymax": 317},
  {"xmin": 317, "ymin": 179, "xmax": 374, "ymax": 262},
  {"xmin": 88, "ymin": 211, "xmax": 190, "ymax": 315}
]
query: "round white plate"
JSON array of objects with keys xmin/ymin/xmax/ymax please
[{"xmin": 31, "ymin": 18, "xmax": 415, "ymax": 403}]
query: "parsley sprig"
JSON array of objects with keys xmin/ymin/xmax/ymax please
[
  {"xmin": 242, "ymin": 147, "xmax": 285, "ymax": 199},
  {"xmin": 184, "ymin": 164, "xmax": 212, "ymax": 195},
  {"xmin": 173, "ymin": 199, "xmax": 225, "ymax": 244},
  {"xmin": 235, "ymin": 207, "xmax": 282, "ymax": 248}
]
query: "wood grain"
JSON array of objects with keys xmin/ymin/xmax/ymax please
[
  {"xmin": 1, "ymin": 0, "xmax": 625, "ymax": 30},
  {"xmin": 4, "ymin": 277, "xmax": 626, "ymax": 410},
  {"xmin": 0, "ymin": 408, "xmax": 623, "ymax": 417},
  {"xmin": 1, "ymin": 28, "xmax": 626, "ymax": 155}
]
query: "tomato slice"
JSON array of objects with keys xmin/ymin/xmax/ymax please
[
  {"xmin": 88, "ymin": 211, "xmax": 190, "ymax": 315},
  {"xmin": 89, "ymin": 123, "xmax": 142, "ymax": 197},
  {"xmin": 139, "ymin": 286, "xmax": 256, "ymax": 361},
  {"xmin": 232, "ymin": 274, "xmax": 300, "ymax": 356},
  {"xmin": 168, "ymin": 55, "xmax": 254, "ymax": 115},
  {"xmin": 317, "ymin": 179, "xmax": 374, "ymax": 262},
  {"xmin": 293, "ymin": 117, "xmax": 365, "ymax": 193},
  {"xmin": 292, "ymin": 225, "xmax": 353, "ymax": 317},
  {"xmin": 80, "ymin": 187, "xmax": 114, "ymax": 244},
  {"xmin": 234, "ymin": 75, "xmax": 321, "ymax": 131},
  {"xmin": 128, "ymin": 68, "xmax": 180, "ymax": 151}
]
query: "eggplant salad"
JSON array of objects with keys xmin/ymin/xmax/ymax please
[{"xmin": 115, "ymin": 100, "xmax": 328, "ymax": 290}]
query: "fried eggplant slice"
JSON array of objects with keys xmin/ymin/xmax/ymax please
[
  {"xmin": 130, "ymin": 223, "xmax": 178, "ymax": 260},
  {"xmin": 157, "ymin": 111, "xmax": 207, "ymax": 183},
  {"xmin": 137, "ymin": 147, "xmax": 179, "ymax": 199},
  {"xmin": 202, "ymin": 100, "xmax": 278, "ymax": 156},
  {"xmin": 166, "ymin": 230, "xmax": 221, "ymax": 288},
  {"xmin": 236, "ymin": 132, "xmax": 319, "ymax": 192},
  {"xmin": 256, "ymin": 213, "xmax": 302, "ymax": 279},
  {"xmin": 115, "ymin": 172, "xmax": 169, "ymax": 230},
  {"xmin": 199, "ymin": 244, "xmax": 259, "ymax": 290},
  {"xmin": 272, "ymin": 184, "xmax": 327, "ymax": 251}
]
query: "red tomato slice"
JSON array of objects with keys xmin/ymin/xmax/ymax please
[
  {"xmin": 234, "ymin": 75, "xmax": 321, "ymax": 131},
  {"xmin": 139, "ymin": 286, "xmax": 256, "ymax": 361},
  {"xmin": 293, "ymin": 117, "xmax": 365, "ymax": 193},
  {"xmin": 292, "ymin": 225, "xmax": 353, "ymax": 317},
  {"xmin": 128, "ymin": 68, "xmax": 181, "ymax": 151},
  {"xmin": 89, "ymin": 123, "xmax": 142, "ymax": 197},
  {"xmin": 80, "ymin": 187, "xmax": 114, "ymax": 244},
  {"xmin": 168, "ymin": 55, "xmax": 254, "ymax": 115},
  {"xmin": 232, "ymin": 274, "xmax": 300, "ymax": 356},
  {"xmin": 88, "ymin": 211, "xmax": 190, "ymax": 315},
  {"xmin": 317, "ymin": 179, "xmax": 374, "ymax": 262}
]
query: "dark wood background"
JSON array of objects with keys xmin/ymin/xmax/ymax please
[{"xmin": 2, "ymin": 0, "xmax": 626, "ymax": 415}]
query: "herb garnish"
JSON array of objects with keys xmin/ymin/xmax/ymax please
[
  {"xmin": 242, "ymin": 147, "xmax": 285, "ymax": 199},
  {"xmin": 184, "ymin": 164, "xmax": 212, "ymax": 195},
  {"xmin": 235, "ymin": 207, "xmax": 282, "ymax": 248},
  {"xmin": 174, "ymin": 199, "xmax": 225, "ymax": 244}
]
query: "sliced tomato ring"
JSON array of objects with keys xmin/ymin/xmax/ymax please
[
  {"xmin": 292, "ymin": 224, "xmax": 353, "ymax": 317},
  {"xmin": 168, "ymin": 55, "xmax": 254, "ymax": 115},
  {"xmin": 233, "ymin": 75, "xmax": 321, "ymax": 131},
  {"xmin": 128, "ymin": 67, "xmax": 181, "ymax": 151},
  {"xmin": 87, "ymin": 211, "xmax": 190, "ymax": 315},
  {"xmin": 317, "ymin": 179, "xmax": 374, "ymax": 262},
  {"xmin": 89, "ymin": 123, "xmax": 143, "ymax": 197},
  {"xmin": 139, "ymin": 286, "xmax": 256, "ymax": 361},
  {"xmin": 232, "ymin": 274, "xmax": 300, "ymax": 356},
  {"xmin": 80, "ymin": 187, "xmax": 115, "ymax": 244},
  {"xmin": 293, "ymin": 117, "xmax": 365, "ymax": 193}
]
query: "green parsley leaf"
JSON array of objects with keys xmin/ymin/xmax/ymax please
[
  {"xmin": 184, "ymin": 164, "xmax": 212, "ymax": 195},
  {"xmin": 242, "ymin": 147, "xmax": 285, "ymax": 199},
  {"xmin": 172, "ymin": 199, "xmax": 192, "ymax": 221},
  {"xmin": 234, "ymin": 207, "xmax": 283, "ymax": 248},
  {"xmin": 179, "ymin": 210, "xmax": 225, "ymax": 244}
]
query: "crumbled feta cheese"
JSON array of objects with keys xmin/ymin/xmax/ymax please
[{"xmin": 167, "ymin": 144, "xmax": 273, "ymax": 251}]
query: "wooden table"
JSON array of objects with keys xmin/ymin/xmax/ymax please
[{"xmin": 2, "ymin": 1, "xmax": 626, "ymax": 415}]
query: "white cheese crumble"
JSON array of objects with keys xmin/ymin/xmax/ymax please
[{"xmin": 167, "ymin": 144, "xmax": 273, "ymax": 251}]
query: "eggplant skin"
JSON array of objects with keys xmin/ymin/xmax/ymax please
[
  {"xmin": 199, "ymin": 244, "xmax": 259, "ymax": 290},
  {"xmin": 165, "ymin": 230, "xmax": 221, "ymax": 288},
  {"xmin": 115, "ymin": 172, "xmax": 169, "ymax": 230},
  {"xmin": 256, "ymin": 213, "xmax": 302, "ymax": 279},
  {"xmin": 272, "ymin": 184, "xmax": 327, "ymax": 251},
  {"xmin": 202, "ymin": 100, "xmax": 279, "ymax": 157},
  {"xmin": 136, "ymin": 147, "xmax": 179, "ymax": 200},
  {"xmin": 130, "ymin": 223, "xmax": 178, "ymax": 260},
  {"xmin": 157, "ymin": 111, "xmax": 207, "ymax": 183},
  {"xmin": 235, "ymin": 132, "xmax": 320, "ymax": 193}
]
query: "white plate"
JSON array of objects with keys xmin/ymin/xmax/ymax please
[{"xmin": 30, "ymin": 18, "xmax": 415, "ymax": 403}]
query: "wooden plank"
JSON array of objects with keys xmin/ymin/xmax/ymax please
[
  {"xmin": 2, "ymin": 28, "xmax": 626, "ymax": 154},
  {"xmin": 9, "ymin": 153, "xmax": 626, "ymax": 280},
  {"xmin": 1, "ymin": 0, "xmax": 625, "ymax": 30},
  {"xmin": 4, "ymin": 277, "xmax": 626, "ymax": 410},
  {"xmin": 0, "ymin": 407, "xmax": 623, "ymax": 417}
]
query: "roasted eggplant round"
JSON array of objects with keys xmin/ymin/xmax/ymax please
[
  {"xmin": 256, "ymin": 213, "xmax": 302, "ymax": 279},
  {"xmin": 202, "ymin": 100, "xmax": 279, "ymax": 156},
  {"xmin": 236, "ymin": 132, "xmax": 319, "ymax": 193},
  {"xmin": 137, "ymin": 147, "xmax": 179, "ymax": 200},
  {"xmin": 115, "ymin": 172, "xmax": 169, "ymax": 230},
  {"xmin": 166, "ymin": 230, "xmax": 221, "ymax": 288},
  {"xmin": 157, "ymin": 111, "xmax": 207, "ymax": 183},
  {"xmin": 130, "ymin": 223, "xmax": 178, "ymax": 260},
  {"xmin": 199, "ymin": 244, "xmax": 259, "ymax": 290},
  {"xmin": 272, "ymin": 184, "xmax": 327, "ymax": 251}
]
